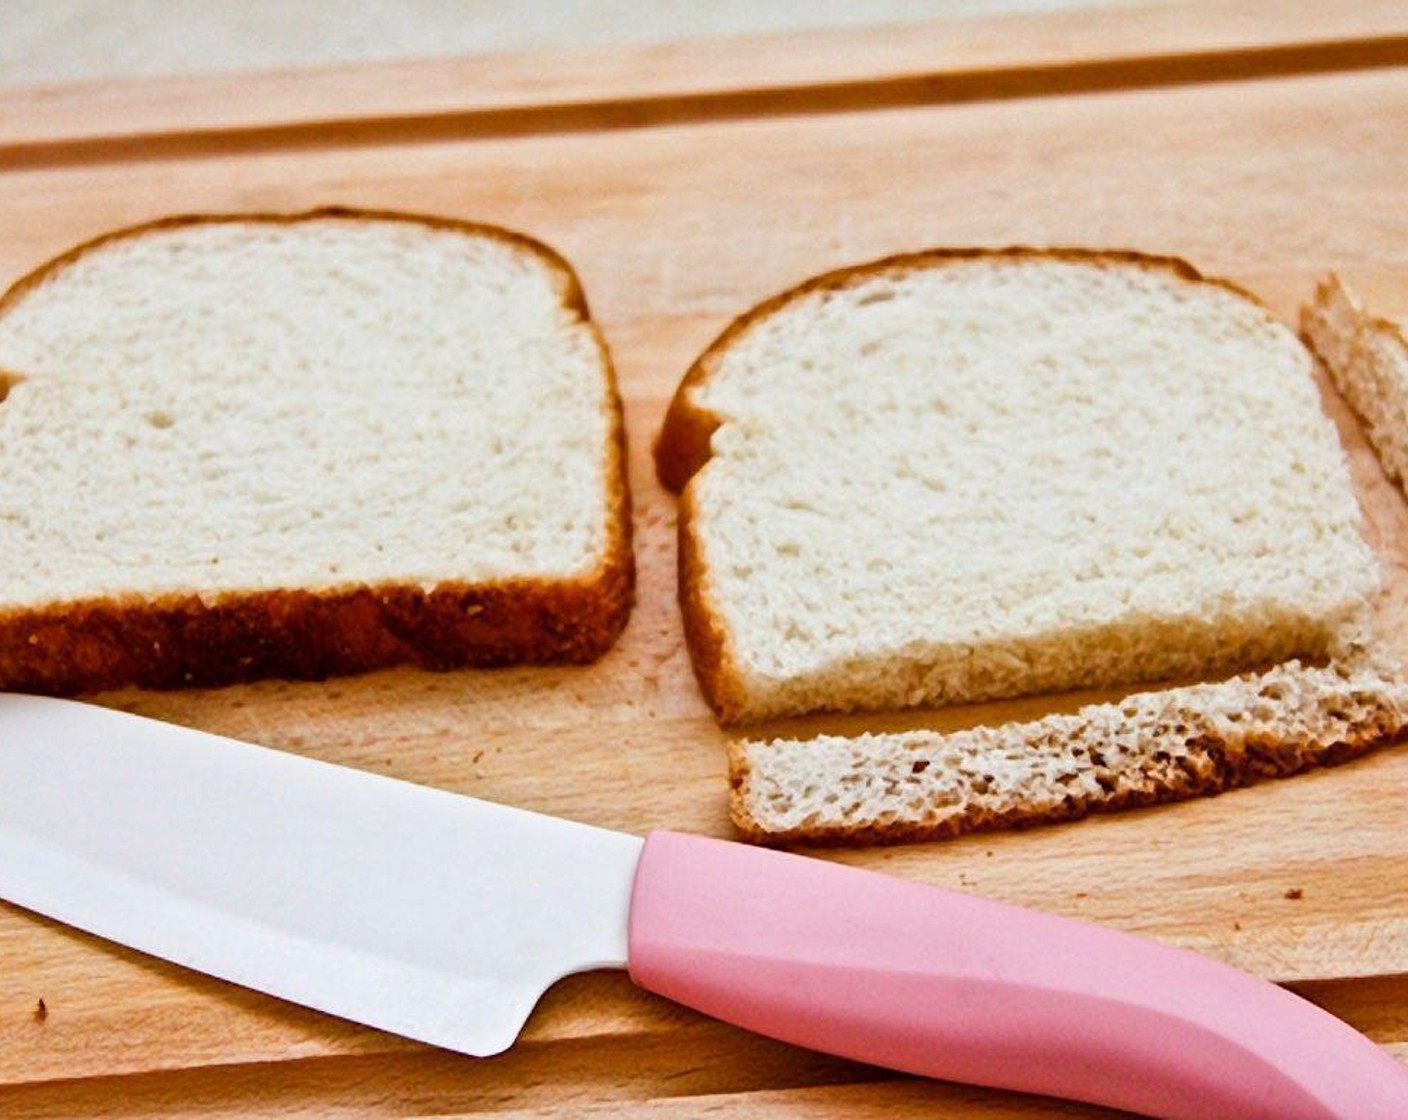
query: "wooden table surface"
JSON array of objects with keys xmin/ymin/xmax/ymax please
[{"xmin": 4, "ymin": 2, "xmax": 1408, "ymax": 1115}]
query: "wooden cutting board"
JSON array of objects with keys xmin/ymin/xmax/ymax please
[{"xmin": 4, "ymin": 2, "xmax": 1408, "ymax": 1115}]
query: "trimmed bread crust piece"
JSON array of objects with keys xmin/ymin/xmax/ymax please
[
  {"xmin": 730, "ymin": 659, "xmax": 1408, "ymax": 846},
  {"xmin": 657, "ymin": 248, "xmax": 1378, "ymax": 724},
  {"xmin": 1302, "ymin": 272, "xmax": 1408, "ymax": 494},
  {"xmin": 0, "ymin": 209, "xmax": 633, "ymax": 693}
]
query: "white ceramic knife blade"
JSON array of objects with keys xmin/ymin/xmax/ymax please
[{"xmin": 0, "ymin": 692, "xmax": 640, "ymax": 1056}]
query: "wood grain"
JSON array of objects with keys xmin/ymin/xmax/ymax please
[
  {"xmin": 3, "ymin": 5, "xmax": 1408, "ymax": 1117},
  {"xmin": 2, "ymin": 0, "xmax": 1408, "ymax": 167}
]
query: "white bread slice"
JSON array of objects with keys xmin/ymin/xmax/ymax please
[
  {"xmin": 1302, "ymin": 273, "xmax": 1408, "ymax": 492},
  {"xmin": 656, "ymin": 249, "xmax": 1378, "ymax": 725},
  {"xmin": 0, "ymin": 209, "xmax": 632, "ymax": 694},
  {"xmin": 730, "ymin": 659, "xmax": 1408, "ymax": 845}
]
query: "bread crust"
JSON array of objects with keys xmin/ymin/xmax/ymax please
[
  {"xmin": 654, "ymin": 247, "xmax": 1303, "ymax": 724},
  {"xmin": 727, "ymin": 665, "xmax": 1408, "ymax": 847},
  {"xmin": 1302, "ymin": 271, "xmax": 1408, "ymax": 489},
  {"xmin": 729, "ymin": 724, "xmax": 1405, "ymax": 847},
  {"xmin": 1304, "ymin": 272, "xmax": 1408, "ymax": 356},
  {"xmin": 0, "ymin": 207, "xmax": 599, "ymax": 321},
  {"xmin": 675, "ymin": 485, "xmax": 745, "ymax": 722},
  {"xmin": 0, "ymin": 207, "xmax": 634, "ymax": 695}
]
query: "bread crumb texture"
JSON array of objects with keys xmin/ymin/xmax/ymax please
[
  {"xmin": 0, "ymin": 212, "xmax": 632, "ymax": 692},
  {"xmin": 670, "ymin": 251, "xmax": 1379, "ymax": 722},
  {"xmin": 731, "ymin": 659, "xmax": 1408, "ymax": 845}
]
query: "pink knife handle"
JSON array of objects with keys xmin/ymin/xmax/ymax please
[{"xmin": 627, "ymin": 831, "xmax": 1408, "ymax": 1119}]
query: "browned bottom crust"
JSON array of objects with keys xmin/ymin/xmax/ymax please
[{"xmin": 0, "ymin": 556, "xmax": 633, "ymax": 696}]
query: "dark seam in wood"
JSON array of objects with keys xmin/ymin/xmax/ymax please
[{"xmin": 1, "ymin": 37, "xmax": 1407, "ymax": 171}]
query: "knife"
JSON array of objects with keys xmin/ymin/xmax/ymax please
[{"xmin": 1, "ymin": 695, "xmax": 1404, "ymax": 1118}]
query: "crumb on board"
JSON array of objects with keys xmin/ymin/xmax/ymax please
[
  {"xmin": 1284, "ymin": 888, "xmax": 1305, "ymax": 900},
  {"xmin": 33, "ymin": 998, "xmax": 47, "ymax": 1023}
]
